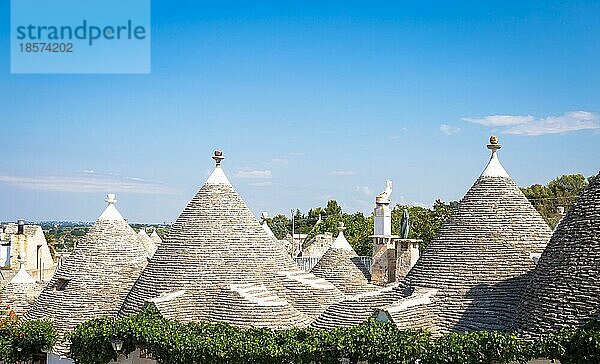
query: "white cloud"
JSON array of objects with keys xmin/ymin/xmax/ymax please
[
  {"xmin": 439, "ymin": 124, "xmax": 461, "ymax": 135},
  {"xmin": 504, "ymin": 111, "xmax": 600, "ymax": 136},
  {"xmin": 0, "ymin": 173, "xmax": 176, "ymax": 195},
  {"xmin": 234, "ymin": 169, "xmax": 272, "ymax": 179},
  {"xmin": 354, "ymin": 186, "xmax": 372, "ymax": 196},
  {"xmin": 329, "ymin": 170, "xmax": 356, "ymax": 176},
  {"xmin": 249, "ymin": 181, "xmax": 273, "ymax": 187},
  {"xmin": 462, "ymin": 115, "xmax": 534, "ymax": 126},
  {"xmin": 462, "ymin": 111, "xmax": 599, "ymax": 136}
]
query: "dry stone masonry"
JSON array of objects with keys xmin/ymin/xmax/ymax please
[
  {"xmin": 310, "ymin": 222, "xmax": 376, "ymax": 295},
  {"xmin": 401, "ymin": 137, "xmax": 552, "ymax": 334},
  {"xmin": 24, "ymin": 194, "xmax": 152, "ymax": 356},
  {"xmin": 0, "ymin": 253, "xmax": 43, "ymax": 316},
  {"xmin": 516, "ymin": 172, "xmax": 600, "ymax": 338},
  {"xmin": 119, "ymin": 151, "xmax": 345, "ymax": 328},
  {"xmin": 313, "ymin": 137, "xmax": 552, "ymax": 335}
]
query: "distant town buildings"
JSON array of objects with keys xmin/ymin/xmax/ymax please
[{"xmin": 0, "ymin": 220, "xmax": 56, "ymax": 284}]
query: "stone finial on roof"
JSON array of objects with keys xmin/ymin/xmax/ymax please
[
  {"xmin": 106, "ymin": 193, "xmax": 117, "ymax": 204},
  {"xmin": 481, "ymin": 135, "xmax": 510, "ymax": 178},
  {"xmin": 98, "ymin": 193, "xmax": 125, "ymax": 221},
  {"xmin": 487, "ymin": 135, "xmax": 500, "ymax": 151},
  {"xmin": 10, "ymin": 252, "xmax": 35, "ymax": 284},
  {"xmin": 212, "ymin": 150, "xmax": 224, "ymax": 166},
  {"xmin": 206, "ymin": 150, "xmax": 232, "ymax": 185},
  {"xmin": 330, "ymin": 222, "xmax": 353, "ymax": 251}
]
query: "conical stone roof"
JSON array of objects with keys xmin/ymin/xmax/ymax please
[
  {"xmin": 150, "ymin": 228, "xmax": 162, "ymax": 246},
  {"xmin": 138, "ymin": 228, "xmax": 157, "ymax": 257},
  {"xmin": 24, "ymin": 194, "xmax": 151, "ymax": 355},
  {"xmin": 401, "ymin": 136, "xmax": 552, "ymax": 334},
  {"xmin": 516, "ymin": 173, "xmax": 600, "ymax": 338},
  {"xmin": 120, "ymin": 151, "xmax": 344, "ymax": 328},
  {"xmin": 311, "ymin": 222, "xmax": 375, "ymax": 295},
  {"xmin": 0, "ymin": 254, "xmax": 43, "ymax": 316}
]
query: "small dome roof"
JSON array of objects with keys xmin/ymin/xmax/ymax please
[{"xmin": 311, "ymin": 223, "xmax": 375, "ymax": 295}]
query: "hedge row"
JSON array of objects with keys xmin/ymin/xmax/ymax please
[
  {"xmin": 67, "ymin": 306, "xmax": 600, "ymax": 364},
  {"xmin": 2, "ymin": 305, "xmax": 599, "ymax": 364},
  {"xmin": 0, "ymin": 306, "xmax": 56, "ymax": 363}
]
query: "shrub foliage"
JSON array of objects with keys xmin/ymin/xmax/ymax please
[
  {"xmin": 0, "ymin": 306, "xmax": 56, "ymax": 363},
  {"xmin": 2, "ymin": 305, "xmax": 599, "ymax": 363}
]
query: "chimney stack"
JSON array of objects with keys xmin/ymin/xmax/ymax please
[
  {"xmin": 371, "ymin": 180, "xmax": 396, "ymax": 286},
  {"xmin": 374, "ymin": 180, "xmax": 392, "ymax": 236},
  {"xmin": 17, "ymin": 219, "xmax": 25, "ymax": 235}
]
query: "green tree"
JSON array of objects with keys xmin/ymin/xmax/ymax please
[
  {"xmin": 269, "ymin": 214, "xmax": 290, "ymax": 240},
  {"xmin": 521, "ymin": 173, "xmax": 590, "ymax": 228},
  {"xmin": 391, "ymin": 199, "xmax": 456, "ymax": 250}
]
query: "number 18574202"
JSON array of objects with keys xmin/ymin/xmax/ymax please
[{"xmin": 19, "ymin": 43, "xmax": 73, "ymax": 53}]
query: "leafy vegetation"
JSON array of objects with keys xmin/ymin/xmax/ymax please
[
  {"xmin": 40, "ymin": 223, "xmax": 168, "ymax": 253},
  {"xmin": 267, "ymin": 199, "xmax": 456, "ymax": 255},
  {"xmin": 391, "ymin": 199, "xmax": 457, "ymax": 250},
  {"xmin": 64, "ymin": 306, "xmax": 600, "ymax": 364},
  {"xmin": 266, "ymin": 173, "xmax": 594, "ymax": 255},
  {"xmin": 0, "ymin": 306, "xmax": 56, "ymax": 363},
  {"xmin": 520, "ymin": 174, "xmax": 594, "ymax": 228}
]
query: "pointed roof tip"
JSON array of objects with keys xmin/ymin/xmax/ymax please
[
  {"xmin": 260, "ymin": 212, "xmax": 277, "ymax": 239},
  {"xmin": 330, "ymin": 222, "xmax": 353, "ymax": 251},
  {"xmin": 98, "ymin": 193, "xmax": 125, "ymax": 221},
  {"xmin": 138, "ymin": 228, "xmax": 149, "ymax": 237},
  {"xmin": 10, "ymin": 252, "xmax": 36, "ymax": 284},
  {"xmin": 206, "ymin": 149, "xmax": 232, "ymax": 185},
  {"xmin": 481, "ymin": 135, "xmax": 511, "ymax": 178}
]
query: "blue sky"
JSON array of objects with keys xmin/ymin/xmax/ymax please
[{"xmin": 1, "ymin": 0, "xmax": 599, "ymax": 223}]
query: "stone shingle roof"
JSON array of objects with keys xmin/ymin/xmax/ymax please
[
  {"xmin": 150, "ymin": 228, "xmax": 162, "ymax": 246},
  {"xmin": 313, "ymin": 137, "xmax": 552, "ymax": 333},
  {"xmin": 515, "ymin": 173, "xmax": 600, "ymax": 338},
  {"xmin": 0, "ymin": 255, "xmax": 43, "ymax": 316},
  {"xmin": 311, "ymin": 284, "xmax": 404, "ymax": 329},
  {"xmin": 138, "ymin": 228, "xmax": 157, "ymax": 257},
  {"xmin": 120, "ymin": 151, "xmax": 344, "ymax": 328},
  {"xmin": 375, "ymin": 287, "xmax": 439, "ymax": 332},
  {"xmin": 402, "ymin": 137, "xmax": 552, "ymax": 334},
  {"xmin": 310, "ymin": 223, "xmax": 376, "ymax": 295},
  {"xmin": 24, "ymin": 194, "xmax": 150, "ymax": 355}
]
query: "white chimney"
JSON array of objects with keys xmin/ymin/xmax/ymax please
[{"xmin": 374, "ymin": 180, "xmax": 392, "ymax": 236}]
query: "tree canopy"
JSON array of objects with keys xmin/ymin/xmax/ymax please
[
  {"xmin": 266, "ymin": 199, "xmax": 457, "ymax": 256},
  {"xmin": 520, "ymin": 174, "xmax": 592, "ymax": 228},
  {"xmin": 266, "ymin": 173, "xmax": 594, "ymax": 257}
]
